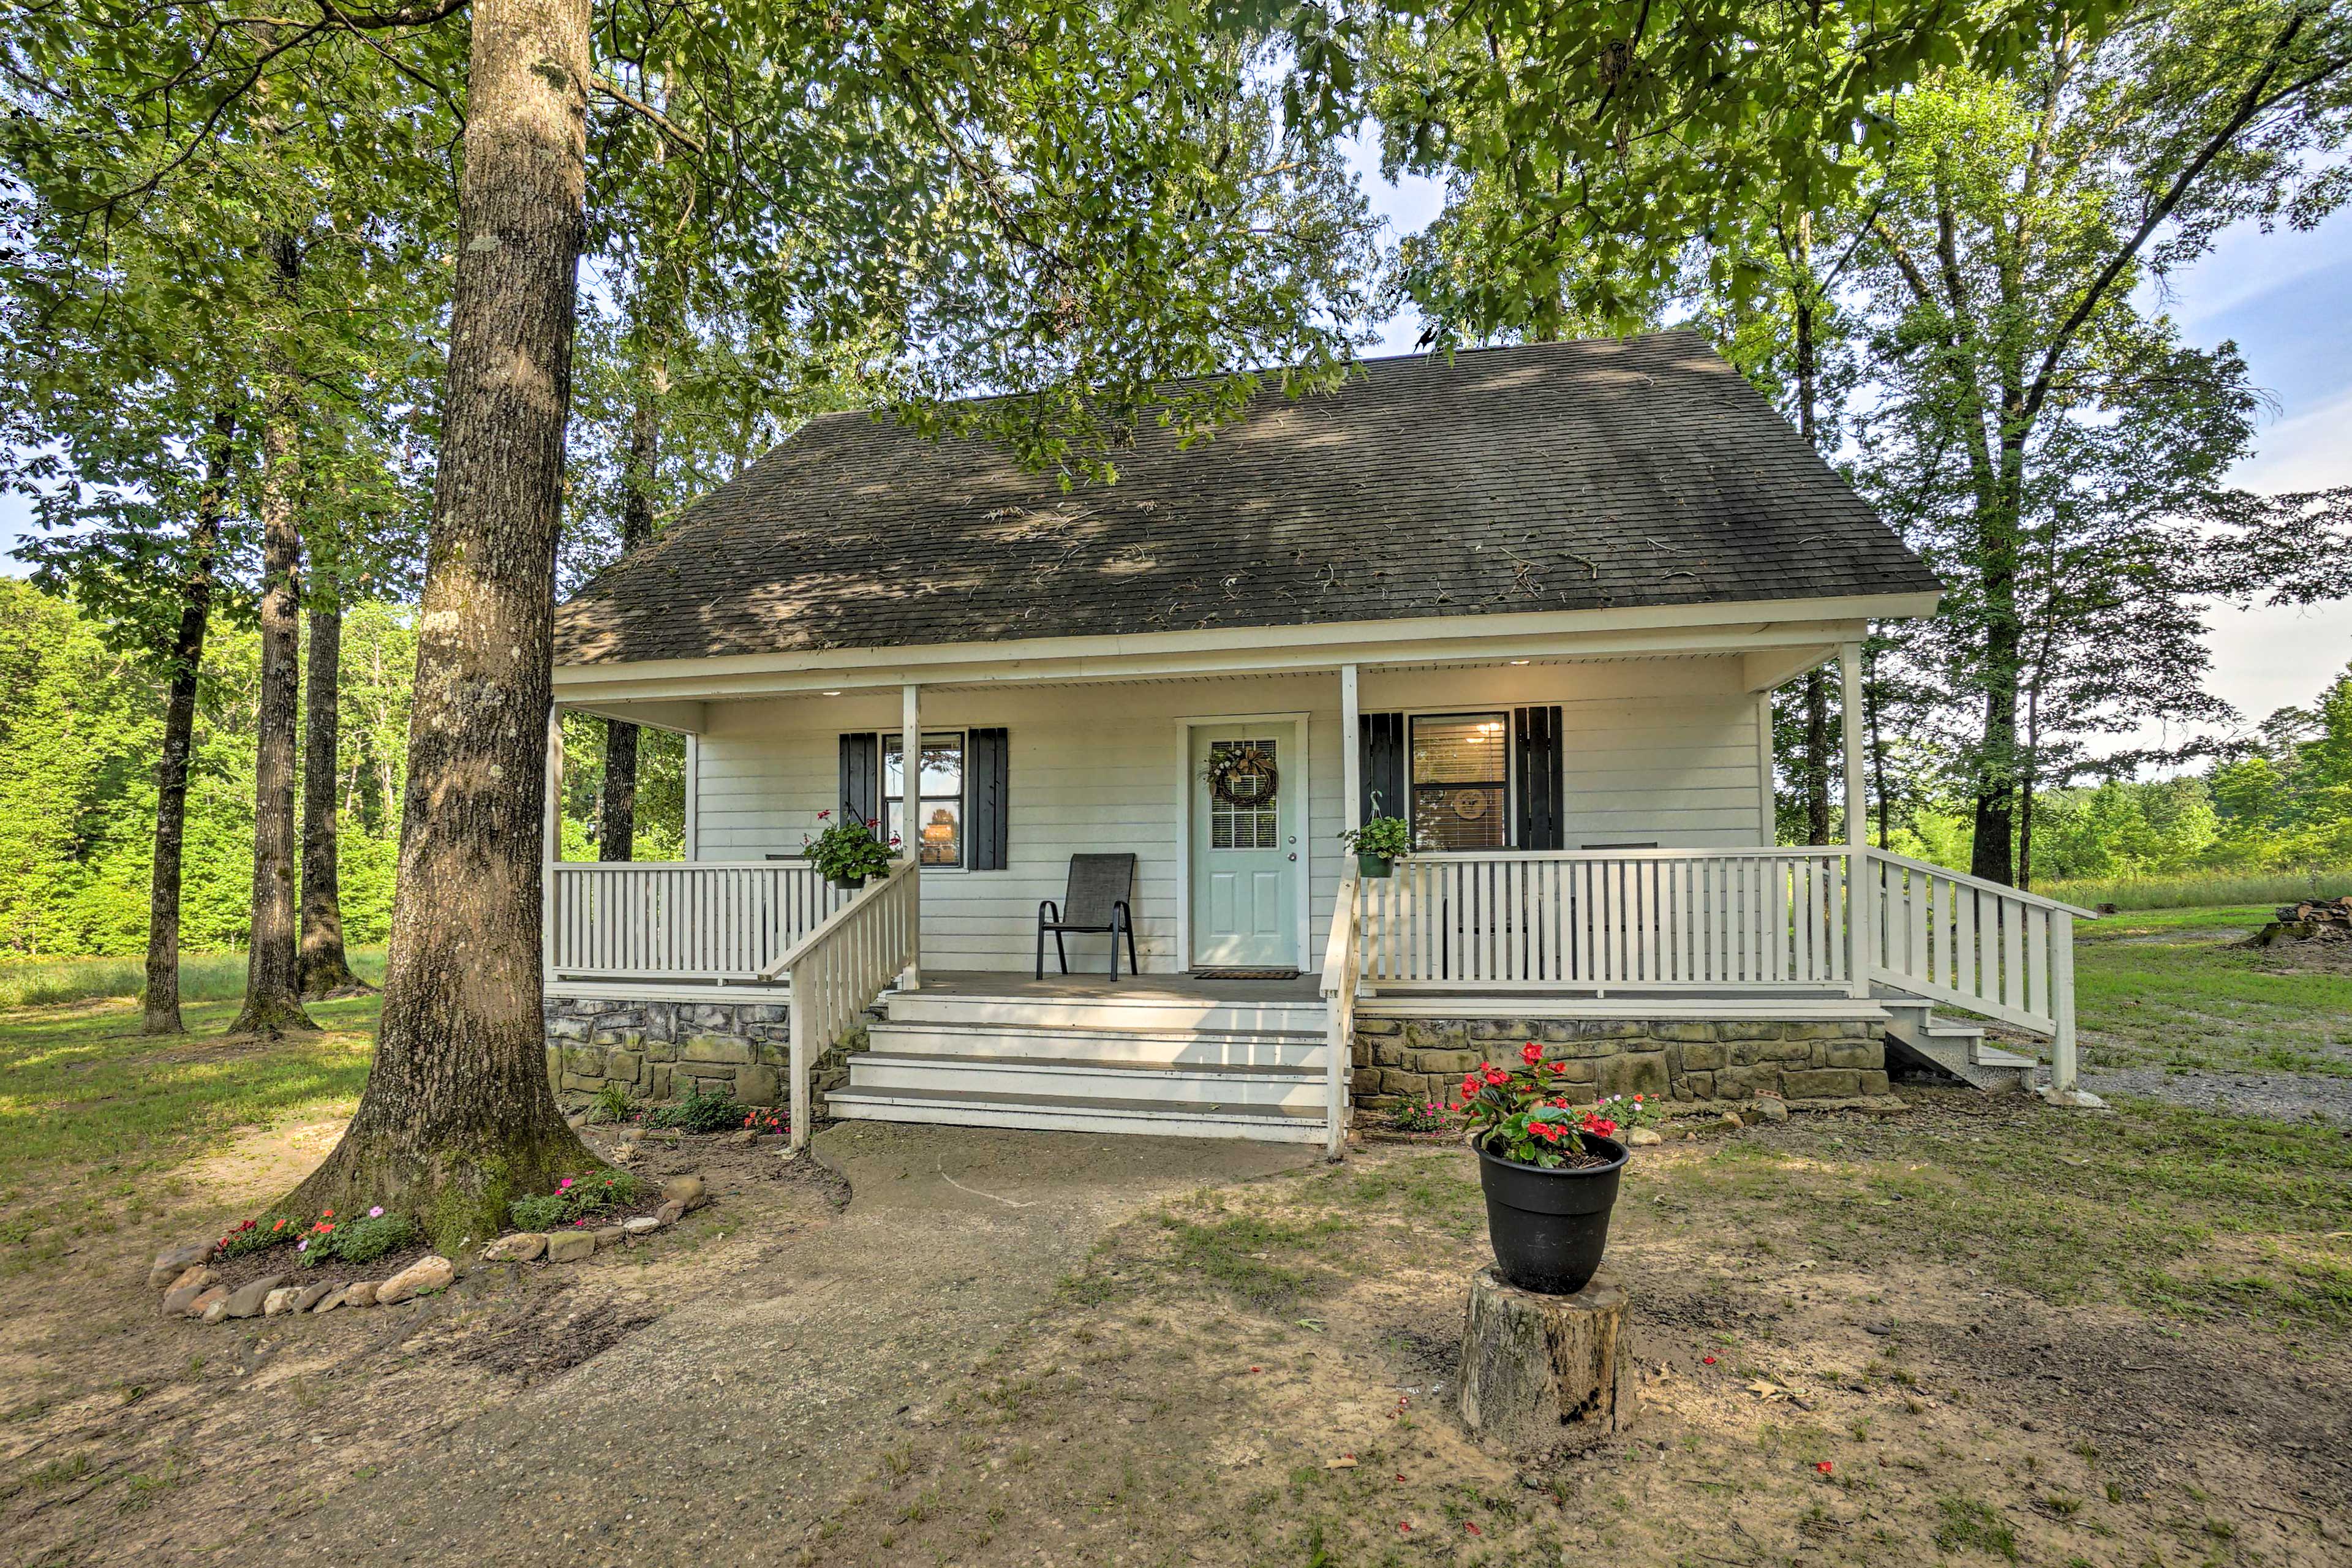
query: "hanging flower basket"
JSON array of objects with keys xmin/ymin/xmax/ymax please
[{"xmin": 802, "ymin": 812, "xmax": 897, "ymax": 890}]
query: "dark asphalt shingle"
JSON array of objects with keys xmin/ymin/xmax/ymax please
[{"xmin": 554, "ymin": 331, "xmax": 1937, "ymax": 666}]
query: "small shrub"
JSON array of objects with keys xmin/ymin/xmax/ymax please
[
  {"xmin": 588, "ymin": 1082, "xmax": 633, "ymax": 1123},
  {"xmin": 297, "ymin": 1206, "xmax": 420, "ymax": 1269},
  {"xmin": 646, "ymin": 1085, "xmax": 745, "ymax": 1133},
  {"xmin": 215, "ymin": 1216, "xmax": 295, "ymax": 1259},
  {"xmin": 506, "ymin": 1169, "xmax": 646, "ymax": 1232},
  {"xmin": 1390, "ymin": 1100, "xmax": 1452, "ymax": 1134}
]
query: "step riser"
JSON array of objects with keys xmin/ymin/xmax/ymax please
[
  {"xmin": 1884, "ymin": 1026, "xmax": 2031, "ymax": 1093},
  {"xmin": 869, "ymin": 1023, "xmax": 1325, "ymax": 1069},
  {"xmin": 886, "ymin": 995, "xmax": 1325, "ymax": 1035},
  {"xmin": 827, "ymin": 1096, "xmax": 1329, "ymax": 1144},
  {"xmin": 850, "ymin": 1058, "xmax": 1329, "ymax": 1109}
]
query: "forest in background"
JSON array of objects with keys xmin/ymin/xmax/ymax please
[
  {"xmin": 2, "ymin": 0, "xmax": 2349, "ymax": 973},
  {"xmin": 4, "ymin": 560, "xmax": 2347, "ymax": 960}
]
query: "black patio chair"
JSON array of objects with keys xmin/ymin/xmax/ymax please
[{"xmin": 1037, "ymin": 853, "xmax": 1139, "ymax": 981}]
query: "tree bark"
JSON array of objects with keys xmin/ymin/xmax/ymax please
[
  {"xmin": 1456, "ymin": 1267, "xmax": 1635, "ymax": 1455},
  {"xmin": 231, "ymin": 232, "xmax": 318, "ymax": 1038},
  {"xmin": 142, "ymin": 415, "xmax": 234, "ymax": 1036},
  {"xmin": 1803, "ymin": 670, "xmax": 1831, "ymax": 845},
  {"xmin": 1866, "ymin": 644, "xmax": 1890, "ymax": 850},
  {"xmin": 300, "ymin": 551, "xmax": 366, "ymax": 995},
  {"xmin": 595, "ymin": 309, "xmax": 666, "ymax": 862},
  {"xmin": 282, "ymin": 0, "xmax": 597, "ymax": 1245}
]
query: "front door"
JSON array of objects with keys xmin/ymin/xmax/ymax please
[{"xmin": 1188, "ymin": 723, "xmax": 1302, "ymax": 970}]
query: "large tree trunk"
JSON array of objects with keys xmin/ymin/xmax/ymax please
[
  {"xmin": 300, "ymin": 551, "xmax": 366, "ymax": 996},
  {"xmin": 595, "ymin": 321, "xmax": 666, "ymax": 862},
  {"xmin": 283, "ymin": 0, "xmax": 597, "ymax": 1245},
  {"xmin": 231, "ymin": 233, "xmax": 318, "ymax": 1038},
  {"xmin": 142, "ymin": 415, "xmax": 233, "ymax": 1036}
]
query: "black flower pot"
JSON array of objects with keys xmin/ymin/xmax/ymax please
[
  {"xmin": 1357, "ymin": 851, "xmax": 1395, "ymax": 879},
  {"xmin": 1473, "ymin": 1132, "xmax": 1627, "ymax": 1295},
  {"xmin": 829, "ymin": 873, "xmax": 867, "ymax": 891}
]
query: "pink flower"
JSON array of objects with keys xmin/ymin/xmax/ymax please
[
  {"xmin": 297, "ymin": 1238, "xmax": 309, "ymax": 1251},
  {"xmin": 368, "ymin": 1205, "xmax": 383, "ymax": 1218},
  {"xmin": 558, "ymin": 1177, "xmax": 573, "ymax": 1189}
]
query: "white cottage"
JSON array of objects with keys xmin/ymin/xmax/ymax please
[{"xmin": 543, "ymin": 331, "xmax": 2090, "ymax": 1153}]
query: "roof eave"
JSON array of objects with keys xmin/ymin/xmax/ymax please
[{"xmin": 553, "ymin": 587, "xmax": 1939, "ymax": 702}]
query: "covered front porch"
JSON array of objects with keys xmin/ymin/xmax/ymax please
[{"xmin": 541, "ymin": 610, "xmax": 2090, "ymax": 1150}]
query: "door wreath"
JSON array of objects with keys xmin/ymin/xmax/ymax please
[{"xmin": 1205, "ymin": 744, "xmax": 1280, "ymax": 806}]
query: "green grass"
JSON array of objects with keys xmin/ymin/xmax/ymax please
[
  {"xmin": 2069, "ymin": 906, "xmax": 2352, "ymax": 1078},
  {"xmin": 2039, "ymin": 867, "xmax": 2352, "ymax": 913},
  {"xmin": 0, "ymin": 990, "xmax": 382, "ymax": 1267},
  {"xmin": 0, "ymin": 948, "xmax": 385, "ymax": 1009},
  {"xmin": 1683, "ymin": 1093, "xmax": 2352, "ymax": 1334}
]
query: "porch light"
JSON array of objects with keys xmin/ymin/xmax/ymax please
[
  {"xmin": 1509, "ymin": 659, "xmax": 1530, "ymax": 665},
  {"xmin": 821, "ymin": 690, "xmax": 843, "ymax": 696}
]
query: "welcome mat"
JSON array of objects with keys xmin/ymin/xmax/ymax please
[{"xmin": 1188, "ymin": 967, "xmax": 1301, "ymax": 981}]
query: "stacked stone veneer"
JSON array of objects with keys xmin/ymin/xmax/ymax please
[
  {"xmin": 1352, "ymin": 1016, "xmax": 1890, "ymax": 1114},
  {"xmin": 543, "ymin": 993, "xmax": 862, "ymax": 1114}
]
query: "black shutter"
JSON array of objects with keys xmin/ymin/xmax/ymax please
[
  {"xmin": 1359, "ymin": 712, "xmax": 1406, "ymax": 823},
  {"xmin": 1513, "ymin": 705, "xmax": 1564, "ymax": 850},
  {"xmin": 838, "ymin": 732, "xmax": 878, "ymax": 828},
  {"xmin": 968, "ymin": 727, "xmax": 1010, "ymax": 870}
]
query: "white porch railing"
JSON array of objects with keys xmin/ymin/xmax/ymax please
[
  {"xmin": 1356, "ymin": 848, "xmax": 1856, "ymax": 991},
  {"xmin": 1861, "ymin": 849, "xmax": 2093, "ymax": 1089},
  {"xmin": 546, "ymin": 861, "xmax": 846, "ymax": 981},
  {"xmin": 772, "ymin": 858, "xmax": 920, "ymax": 1151},
  {"xmin": 1353, "ymin": 845, "xmax": 2093, "ymax": 1093},
  {"xmin": 1318, "ymin": 872, "xmax": 1362, "ymax": 1160}
]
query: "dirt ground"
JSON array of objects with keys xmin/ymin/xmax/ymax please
[{"xmin": 2, "ymin": 1096, "xmax": 2347, "ymax": 1567}]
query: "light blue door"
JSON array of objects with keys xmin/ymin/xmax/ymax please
[{"xmin": 1189, "ymin": 725, "xmax": 1301, "ymax": 970}]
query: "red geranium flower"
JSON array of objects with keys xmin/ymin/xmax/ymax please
[
  {"xmin": 1482, "ymin": 1065, "xmax": 1509, "ymax": 1087},
  {"xmin": 1520, "ymin": 1041, "xmax": 1543, "ymax": 1066},
  {"xmin": 1816, "ymin": 1461, "xmax": 1834, "ymax": 1474}
]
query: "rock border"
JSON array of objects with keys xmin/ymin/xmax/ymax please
[{"xmin": 148, "ymin": 1174, "xmax": 709, "ymax": 1326}]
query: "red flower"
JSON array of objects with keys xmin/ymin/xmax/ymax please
[
  {"xmin": 1816, "ymin": 1461, "xmax": 1834, "ymax": 1474},
  {"xmin": 1464, "ymin": 1522, "xmax": 1482, "ymax": 1536},
  {"xmin": 816, "ymin": 810, "xmax": 831, "ymax": 820},
  {"xmin": 321, "ymin": 1208, "xmax": 334, "ymax": 1219},
  {"xmin": 1548, "ymin": 1061, "xmax": 1567, "ymax": 1073},
  {"xmin": 1520, "ymin": 1041, "xmax": 1543, "ymax": 1066},
  {"xmin": 1482, "ymin": 1065, "xmax": 1509, "ymax": 1087},
  {"xmin": 271, "ymin": 1218, "xmax": 286, "ymax": 1231},
  {"xmin": 1703, "ymin": 1355, "xmax": 1717, "ymax": 1365}
]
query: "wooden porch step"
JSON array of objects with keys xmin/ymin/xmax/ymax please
[
  {"xmin": 1877, "ymin": 995, "xmax": 2035, "ymax": 1093},
  {"xmin": 825, "ymin": 1085, "xmax": 1330, "ymax": 1144},
  {"xmin": 867, "ymin": 1019, "xmax": 1325, "ymax": 1070},
  {"xmin": 849, "ymin": 1050, "xmax": 1326, "ymax": 1109},
  {"xmin": 884, "ymin": 991, "xmax": 1325, "ymax": 1036}
]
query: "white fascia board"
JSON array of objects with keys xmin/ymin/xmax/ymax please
[
  {"xmin": 558, "ymin": 698, "xmax": 710, "ymax": 733},
  {"xmin": 1740, "ymin": 645, "xmax": 1840, "ymax": 693},
  {"xmin": 552, "ymin": 591, "xmax": 1936, "ymax": 703}
]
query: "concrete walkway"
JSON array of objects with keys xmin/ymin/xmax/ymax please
[{"xmin": 279, "ymin": 1124, "xmax": 1316, "ymax": 1565}]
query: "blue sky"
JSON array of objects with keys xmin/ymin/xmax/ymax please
[{"xmin": 7, "ymin": 157, "xmax": 2346, "ymax": 737}]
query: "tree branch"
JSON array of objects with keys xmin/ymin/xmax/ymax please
[
  {"xmin": 2021, "ymin": 13, "xmax": 2342, "ymax": 425},
  {"xmin": 592, "ymin": 71, "xmax": 705, "ymax": 156}
]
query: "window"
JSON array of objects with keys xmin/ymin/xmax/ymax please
[
  {"xmin": 884, "ymin": 731, "xmax": 965, "ymax": 866},
  {"xmin": 1410, "ymin": 713, "xmax": 1509, "ymax": 851},
  {"xmin": 1208, "ymin": 737, "xmax": 1281, "ymax": 850}
]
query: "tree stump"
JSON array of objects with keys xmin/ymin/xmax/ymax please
[{"xmin": 1456, "ymin": 1266, "xmax": 1635, "ymax": 1455}]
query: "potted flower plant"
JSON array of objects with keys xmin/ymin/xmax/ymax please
[
  {"xmin": 802, "ymin": 810, "xmax": 899, "ymax": 890},
  {"xmin": 1338, "ymin": 815, "xmax": 1416, "ymax": 878},
  {"xmin": 1453, "ymin": 1042, "xmax": 1653, "ymax": 1294}
]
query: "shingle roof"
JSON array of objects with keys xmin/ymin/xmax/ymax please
[{"xmin": 554, "ymin": 330, "xmax": 1937, "ymax": 666}]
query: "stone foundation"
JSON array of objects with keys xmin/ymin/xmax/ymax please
[
  {"xmin": 541, "ymin": 992, "xmax": 864, "ymax": 1114},
  {"xmin": 1351, "ymin": 1015, "xmax": 1888, "ymax": 1114}
]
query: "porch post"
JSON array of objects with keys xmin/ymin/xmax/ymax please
[
  {"xmin": 900, "ymin": 682, "xmax": 922, "ymax": 992},
  {"xmin": 1340, "ymin": 663, "xmax": 1362, "ymax": 834},
  {"xmin": 541, "ymin": 707, "xmax": 563, "ymax": 984},
  {"xmin": 1838, "ymin": 642, "xmax": 1871, "ymax": 998}
]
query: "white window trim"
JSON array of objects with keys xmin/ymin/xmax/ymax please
[{"xmin": 878, "ymin": 728, "xmax": 972, "ymax": 873}]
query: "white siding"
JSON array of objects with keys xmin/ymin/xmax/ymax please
[{"xmin": 687, "ymin": 658, "xmax": 1765, "ymax": 973}]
